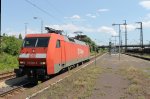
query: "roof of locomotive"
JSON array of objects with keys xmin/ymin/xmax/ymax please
[
  {"xmin": 25, "ymin": 33, "xmax": 51, "ymax": 38},
  {"xmin": 64, "ymin": 36, "xmax": 87, "ymax": 46},
  {"xmin": 25, "ymin": 33, "xmax": 87, "ymax": 46}
]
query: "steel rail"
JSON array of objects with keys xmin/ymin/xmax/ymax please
[
  {"xmin": 0, "ymin": 71, "xmax": 15, "ymax": 80},
  {"xmin": 0, "ymin": 82, "xmax": 30, "ymax": 97}
]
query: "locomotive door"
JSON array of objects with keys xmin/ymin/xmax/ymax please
[
  {"xmin": 61, "ymin": 40, "xmax": 66, "ymax": 67},
  {"xmin": 56, "ymin": 40, "xmax": 62, "ymax": 66},
  {"xmin": 55, "ymin": 39, "xmax": 66, "ymax": 72}
]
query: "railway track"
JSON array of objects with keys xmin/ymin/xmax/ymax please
[
  {"xmin": 0, "ymin": 82, "xmax": 30, "ymax": 98},
  {"xmin": 125, "ymin": 53, "xmax": 150, "ymax": 61},
  {"xmin": 0, "ymin": 71, "xmax": 15, "ymax": 81},
  {"xmin": 0, "ymin": 53, "xmax": 105, "ymax": 98}
]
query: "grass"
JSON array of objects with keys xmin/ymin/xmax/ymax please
[
  {"xmin": 33, "ymin": 64, "xmax": 103, "ymax": 99},
  {"xmin": 0, "ymin": 53, "xmax": 18, "ymax": 73},
  {"xmin": 90, "ymin": 52, "xmax": 97, "ymax": 56},
  {"xmin": 119, "ymin": 66, "xmax": 150, "ymax": 99},
  {"xmin": 143, "ymin": 54, "xmax": 150, "ymax": 58}
]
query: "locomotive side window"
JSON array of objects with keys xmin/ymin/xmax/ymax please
[
  {"xmin": 36, "ymin": 37, "xmax": 49, "ymax": 47},
  {"xmin": 56, "ymin": 40, "xmax": 61, "ymax": 48}
]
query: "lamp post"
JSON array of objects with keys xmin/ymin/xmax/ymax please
[
  {"xmin": 24, "ymin": 23, "xmax": 28, "ymax": 35},
  {"xmin": 33, "ymin": 17, "xmax": 43, "ymax": 33}
]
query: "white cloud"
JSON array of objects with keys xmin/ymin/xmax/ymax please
[
  {"xmin": 98, "ymin": 9, "xmax": 109, "ymax": 12},
  {"xmin": 146, "ymin": 13, "xmax": 150, "ymax": 18},
  {"xmin": 127, "ymin": 24, "xmax": 137, "ymax": 31},
  {"xmin": 46, "ymin": 24, "xmax": 79, "ymax": 33},
  {"xmin": 123, "ymin": 21, "xmax": 150, "ymax": 31},
  {"xmin": 46, "ymin": 23, "xmax": 95, "ymax": 35},
  {"xmin": 97, "ymin": 26, "xmax": 117, "ymax": 36},
  {"xmin": 139, "ymin": 1, "xmax": 150, "ymax": 9},
  {"xmin": 64, "ymin": 15, "xmax": 81, "ymax": 19},
  {"xmin": 143, "ymin": 20, "xmax": 150, "ymax": 28},
  {"xmin": 143, "ymin": 13, "xmax": 150, "ymax": 20},
  {"xmin": 46, "ymin": 24, "xmax": 120, "ymax": 37},
  {"xmin": 139, "ymin": 13, "xmax": 150, "ymax": 28},
  {"xmin": 27, "ymin": 29, "xmax": 39, "ymax": 34},
  {"xmin": 86, "ymin": 14, "xmax": 96, "ymax": 18},
  {"xmin": 80, "ymin": 27, "xmax": 95, "ymax": 32},
  {"xmin": 120, "ymin": 21, "xmax": 150, "ymax": 32},
  {"xmin": 71, "ymin": 15, "xmax": 81, "ymax": 19},
  {"xmin": 85, "ymin": 8, "xmax": 109, "ymax": 19}
]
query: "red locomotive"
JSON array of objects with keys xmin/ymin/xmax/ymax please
[{"xmin": 15, "ymin": 28, "xmax": 90, "ymax": 83}]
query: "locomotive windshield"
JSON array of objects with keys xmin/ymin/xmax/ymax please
[{"xmin": 23, "ymin": 37, "xmax": 50, "ymax": 47}]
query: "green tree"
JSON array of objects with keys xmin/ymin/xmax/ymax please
[
  {"xmin": 3, "ymin": 33, "xmax": 6, "ymax": 36},
  {"xmin": 75, "ymin": 35, "xmax": 97, "ymax": 52},
  {"xmin": 19, "ymin": 34, "xmax": 22, "ymax": 39}
]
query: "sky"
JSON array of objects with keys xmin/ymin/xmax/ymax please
[{"xmin": 1, "ymin": 0, "xmax": 150, "ymax": 45}]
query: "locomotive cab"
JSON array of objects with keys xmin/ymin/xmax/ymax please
[{"xmin": 15, "ymin": 34, "xmax": 51, "ymax": 82}]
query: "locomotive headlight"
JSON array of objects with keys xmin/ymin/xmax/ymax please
[
  {"xmin": 20, "ymin": 61, "xmax": 25, "ymax": 64},
  {"xmin": 40, "ymin": 62, "xmax": 46, "ymax": 65}
]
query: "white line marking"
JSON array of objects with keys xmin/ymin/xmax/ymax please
[
  {"xmin": 26, "ymin": 53, "xmax": 107, "ymax": 99},
  {"xmin": 19, "ymin": 53, "xmax": 46, "ymax": 58}
]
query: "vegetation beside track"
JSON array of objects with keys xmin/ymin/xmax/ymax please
[
  {"xmin": 0, "ymin": 35, "xmax": 23, "ymax": 72},
  {"xmin": 0, "ymin": 53, "xmax": 18, "ymax": 72},
  {"xmin": 32, "ymin": 64, "xmax": 103, "ymax": 99},
  {"xmin": 119, "ymin": 66, "xmax": 150, "ymax": 99}
]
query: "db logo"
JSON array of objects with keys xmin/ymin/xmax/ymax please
[
  {"xmin": 78, "ymin": 48, "xmax": 84, "ymax": 56},
  {"xmin": 29, "ymin": 54, "xmax": 36, "ymax": 58}
]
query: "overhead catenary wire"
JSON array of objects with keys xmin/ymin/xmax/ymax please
[
  {"xmin": 45, "ymin": 0, "xmax": 65, "ymax": 16},
  {"xmin": 44, "ymin": 0, "xmax": 67, "ymax": 25},
  {"xmin": 24, "ymin": 0, "xmax": 83, "ymax": 36},
  {"xmin": 44, "ymin": 0, "xmax": 81, "ymax": 27},
  {"xmin": 25, "ymin": 0, "xmax": 65, "ymax": 24}
]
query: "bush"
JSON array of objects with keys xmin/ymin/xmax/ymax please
[
  {"xmin": 0, "ymin": 53, "xmax": 18, "ymax": 72},
  {"xmin": 2, "ymin": 36, "xmax": 23, "ymax": 55}
]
